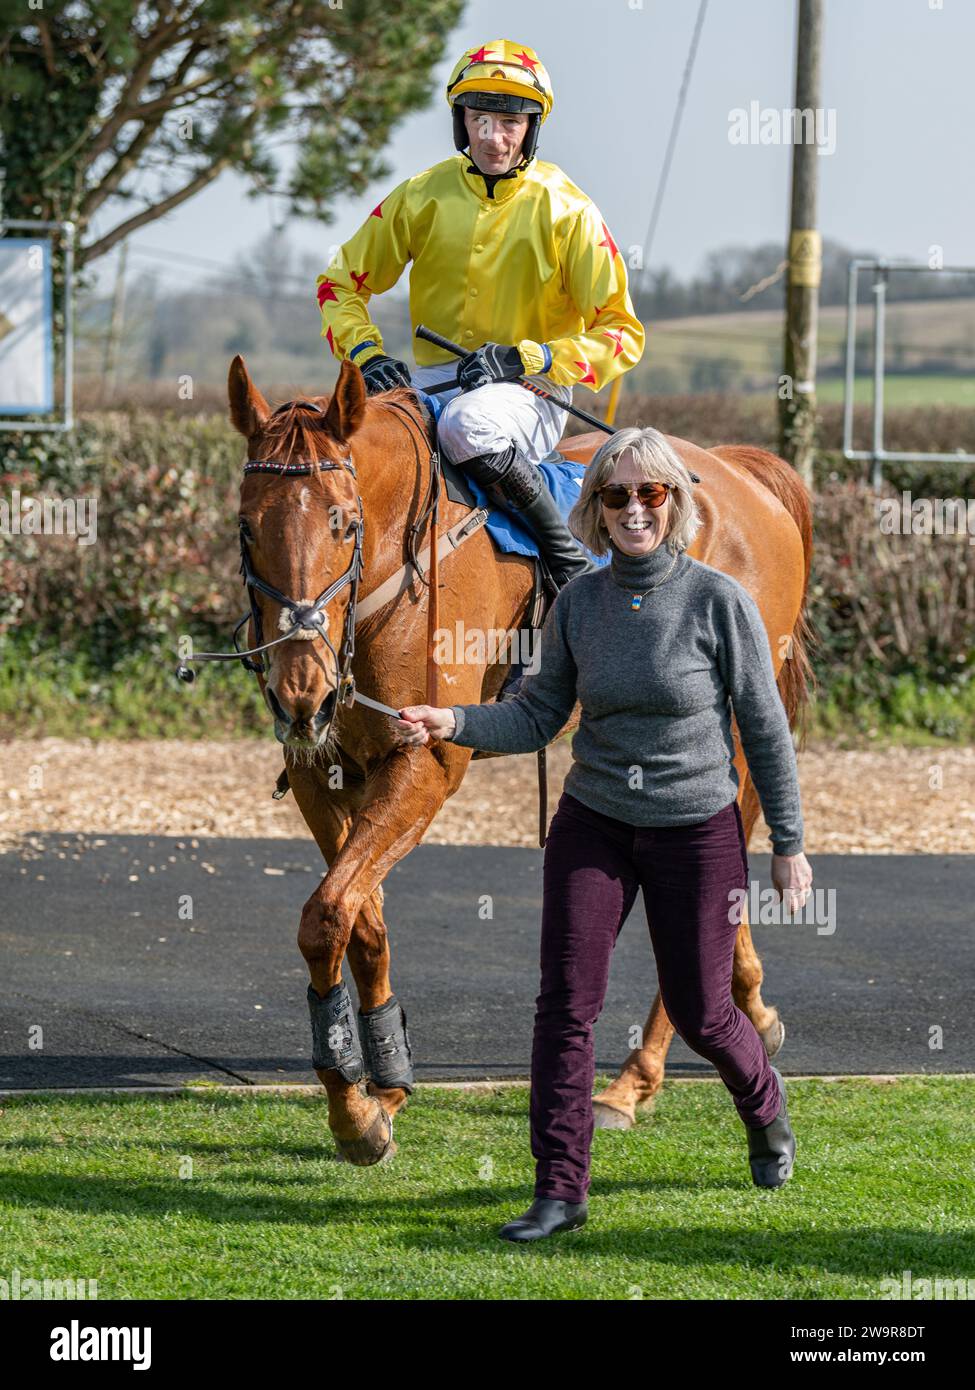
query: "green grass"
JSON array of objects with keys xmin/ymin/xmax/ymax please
[
  {"xmin": 0, "ymin": 638, "xmax": 266, "ymax": 739},
  {"xmin": 2, "ymin": 634, "xmax": 970, "ymax": 746},
  {"xmin": 1, "ymin": 1080, "xmax": 972, "ymax": 1300},
  {"xmin": 816, "ymin": 374, "xmax": 975, "ymax": 408},
  {"xmin": 807, "ymin": 671, "xmax": 975, "ymax": 745}
]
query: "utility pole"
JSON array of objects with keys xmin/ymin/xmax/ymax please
[{"xmin": 779, "ymin": 0, "xmax": 823, "ymax": 487}]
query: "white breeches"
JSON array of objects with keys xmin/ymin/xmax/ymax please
[{"xmin": 410, "ymin": 364, "xmax": 573, "ymax": 467}]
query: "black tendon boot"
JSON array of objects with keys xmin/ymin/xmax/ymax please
[
  {"xmin": 460, "ymin": 444, "xmax": 597, "ymax": 590},
  {"xmin": 746, "ymin": 1065, "xmax": 796, "ymax": 1188},
  {"xmin": 357, "ymin": 994, "xmax": 416, "ymax": 1095}
]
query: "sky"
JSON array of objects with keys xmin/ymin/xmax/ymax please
[{"xmin": 91, "ymin": 0, "xmax": 975, "ymax": 295}]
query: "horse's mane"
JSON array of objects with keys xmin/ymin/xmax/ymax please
[{"xmin": 258, "ymin": 386, "xmax": 432, "ymax": 466}]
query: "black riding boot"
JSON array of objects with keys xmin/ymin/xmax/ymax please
[{"xmin": 460, "ymin": 444, "xmax": 597, "ymax": 590}]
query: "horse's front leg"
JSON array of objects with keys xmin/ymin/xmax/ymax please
[
  {"xmin": 296, "ymin": 743, "xmax": 452, "ymax": 1166},
  {"xmin": 286, "ymin": 769, "xmax": 407, "ymax": 1123}
]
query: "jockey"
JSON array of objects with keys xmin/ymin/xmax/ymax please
[{"xmin": 316, "ymin": 38, "xmax": 645, "ymax": 591}]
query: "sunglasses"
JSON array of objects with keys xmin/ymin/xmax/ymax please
[{"xmin": 596, "ymin": 482, "xmax": 673, "ymax": 510}]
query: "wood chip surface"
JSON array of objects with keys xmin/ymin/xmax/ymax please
[{"xmin": 1, "ymin": 738, "xmax": 971, "ymax": 856}]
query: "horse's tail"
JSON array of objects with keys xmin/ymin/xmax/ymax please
[{"xmin": 710, "ymin": 445, "xmax": 817, "ymax": 752}]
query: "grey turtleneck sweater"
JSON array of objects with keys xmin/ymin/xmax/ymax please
[{"xmin": 446, "ymin": 539, "xmax": 804, "ymax": 855}]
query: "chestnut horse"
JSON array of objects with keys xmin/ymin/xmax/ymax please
[{"xmin": 227, "ymin": 354, "xmax": 813, "ymax": 1164}]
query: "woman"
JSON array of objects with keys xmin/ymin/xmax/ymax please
[{"xmin": 395, "ymin": 426, "xmax": 814, "ymax": 1243}]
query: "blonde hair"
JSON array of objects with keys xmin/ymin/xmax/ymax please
[{"xmin": 568, "ymin": 426, "xmax": 702, "ymax": 557}]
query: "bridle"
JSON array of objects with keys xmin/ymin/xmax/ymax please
[{"xmin": 174, "ymin": 400, "xmax": 365, "ymax": 735}]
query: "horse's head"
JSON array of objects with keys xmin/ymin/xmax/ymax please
[{"xmin": 228, "ymin": 354, "xmax": 367, "ymax": 751}]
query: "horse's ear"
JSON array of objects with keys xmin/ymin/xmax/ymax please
[
  {"xmin": 324, "ymin": 358, "xmax": 367, "ymax": 444},
  {"xmin": 228, "ymin": 355, "xmax": 270, "ymax": 438}
]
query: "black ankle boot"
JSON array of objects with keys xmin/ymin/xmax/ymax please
[
  {"xmin": 498, "ymin": 1196, "xmax": 588, "ymax": 1243},
  {"xmin": 746, "ymin": 1065, "xmax": 796, "ymax": 1189}
]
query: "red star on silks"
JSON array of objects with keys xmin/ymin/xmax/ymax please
[
  {"xmin": 603, "ymin": 328, "xmax": 624, "ymax": 358},
  {"xmin": 573, "ymin": 358, "xmax": 596, "ymax": 385},
  {"xmin": 514, "ymin": 50, "xmax": 539, "ymax": 70},
  {"xmin": 467, "ymin": 45, "xmax": 497, "ymax": 64},
  {"xmin": 316, "ymin": 277, "xmax": 338, "ymax": 307},
  {"xmin": 326, "ymin": 326, "xmax": 335, "ymax": 355},
  {"xmin": 599, "ymin": 221, "xmax": 620, "ymax": 260},
  {"xmin": 350, "ymin": 269, "xmax": 369, "ymax": 293},
  {"xmin": 590, "ymin": 303, "xmax": 606, "ymax": 322},
  {"xmin": 370, "ymin": 201, "xmax": 384, "ymax": 219}
]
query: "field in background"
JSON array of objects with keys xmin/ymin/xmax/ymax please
[
  {"xmin": 75, "ymin": 295, "xmax": 975, "ymax": 410},
  {"xmin": 629, "ymin": 299, "xmax": 975, "ymax": 403}
]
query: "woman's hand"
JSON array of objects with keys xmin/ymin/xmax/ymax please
[
  {"xmin": 394, "ymin": 705, "xmax": 457, "ymax": 746},
  {"xmin": 770, "ymin": 851, "xmax": 813, "ymax": 913}
]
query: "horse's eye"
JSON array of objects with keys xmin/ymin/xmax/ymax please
[{"xmin": 239, "ymin": 518, "xmax": 254, "ymax": 542}]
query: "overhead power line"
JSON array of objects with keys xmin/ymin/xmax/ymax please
[{"xmin": 639, "ymin": 0, "xmax": 709, "ymax": 284}]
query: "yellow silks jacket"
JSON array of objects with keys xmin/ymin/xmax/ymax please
[{"xmin": 316, "ymin": 154, "xmax": 645, "ymax": 392}]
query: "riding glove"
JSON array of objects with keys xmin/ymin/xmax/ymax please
[
  {"xmin": 359, "ymin": 353, "xmax": 413, "ymax": 396},
  {"xmin": 457, "ymin": 342, "xmax": 526, "ymax": 392}
]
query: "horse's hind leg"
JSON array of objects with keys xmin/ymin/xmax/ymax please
[
  {"xmin": 592, "ymin": 994, "xmax": 675, "ymax": 1130},
  {"xmin": 731, "ymin": 907, "xmax": 785, "ymax": 1057},
  {"xmin": 732, "ymin": 772, "xmax": 785, "ymax": 1056},
  {"xmin": 591, "ymin": 899, "xmax": 782, "ymax": 1131}
]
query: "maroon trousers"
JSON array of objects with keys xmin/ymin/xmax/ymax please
[{"xmin": 531, "ymin": 791, "xmax": 781, "ymax": 1204}]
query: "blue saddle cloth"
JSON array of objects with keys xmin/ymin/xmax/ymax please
[
  {"xmin": 468, "ymin": 455, "xmax": 609, "ymax": 567},
  {"xmin": 416, "ymin": 388, "xmax": 609, "ymax": 567}
]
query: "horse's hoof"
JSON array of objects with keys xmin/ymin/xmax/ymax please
[
  {"xmin": 333, "ymin": 1101, "xmax": 395, "ymax": 1167},
  {"xmin": 761, "ymin": 1016, "xmax": 785, "ymax": 1059},
  {"xmin": 592, "ymin": 1100, "xmax": 635, "ymax": 1131}
]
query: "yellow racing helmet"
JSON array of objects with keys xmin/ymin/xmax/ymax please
[{"xmin": 446, "ymin": 40, "xmax": 553, "ymax": 162}]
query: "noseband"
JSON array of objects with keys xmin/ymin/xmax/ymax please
[{"xmin": 175, "ymin": 399, "xmax": 365, "ymax": 732}]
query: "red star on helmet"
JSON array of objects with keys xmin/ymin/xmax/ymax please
[
  {"xmin": 317, "ymin": 277, "xmax": 338, "ymax": 307},
  {"xmin": 370, "ymin": 201, "xmax": 384, "ymax": 219},
  {"xmin": 514, "ymin": 50, "xmax": 539, "ymax": 71},
  {"xmin": 573, "ymin": 359, "xmax": 596, "ymax": 385},
  {"xmin": 326, "ymin": 326, "xmax": 335, "ymax": 355},
  {"xmin": 603, "ymin": 329, "xmax": 624, "ymax": 358},
  {"xmin": 599, "ymin": 221, "xmax": 620, "ymax": 261},
  {"xmin": 467, "ymin": 45, "xmax": 496, "ymax": 64},
  {"xmin": 350, "ymin": 270, "xmax": 369, "ymax": 293}
]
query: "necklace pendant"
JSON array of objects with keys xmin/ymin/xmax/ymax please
[{"xmin": 630, "ymin": 593, "xmax": 644, "ymax": 611}]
